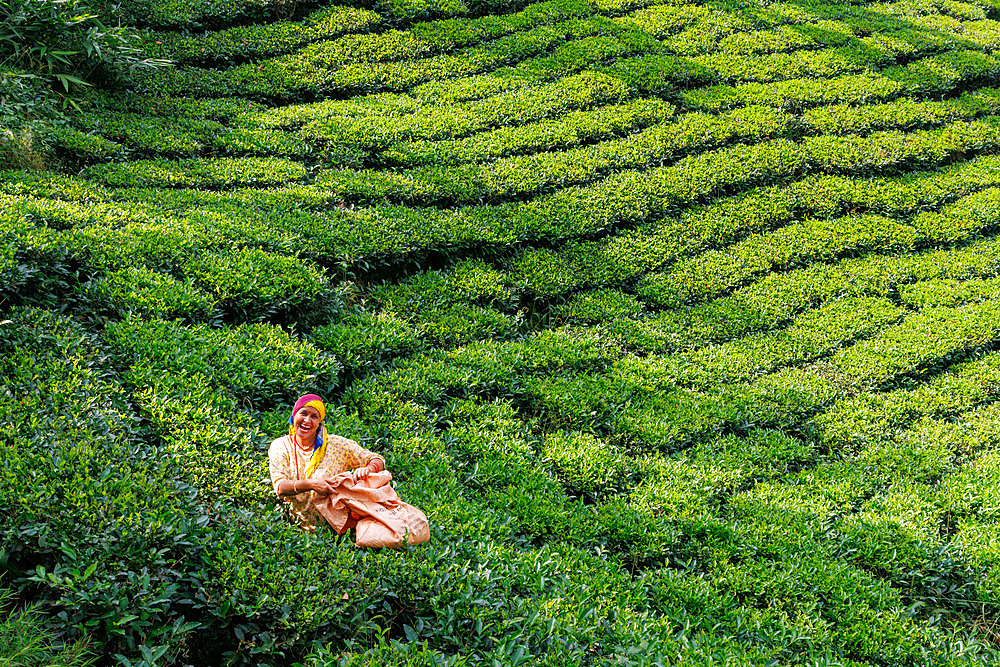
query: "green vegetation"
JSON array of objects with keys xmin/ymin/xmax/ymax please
[
  {"xmin": 0, "ymin": 0, "xmax": 169, "ymax": 169},
  {"xmin": 0, "ymin": 587, "xmax": 92, "ymax": 667},
  {"xmin": 6, "ymin": 0, "xmax": 1000, "ymax": 664}
]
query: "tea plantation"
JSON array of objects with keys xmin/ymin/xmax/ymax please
[{"xmin": 6, "ymin": 0, "xmax": 1000, "ymax": 664}]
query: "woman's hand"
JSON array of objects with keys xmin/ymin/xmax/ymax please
[
  {"xmin": 353, "ymin": 462, "xmax": 382, "ymax": 482},
  {"xmin": 310, "ymin": 478, "xmax": 333, "ymax": 496}
]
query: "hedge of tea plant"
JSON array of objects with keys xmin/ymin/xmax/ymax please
[{"xmin": 7, "ymin": 0, "xmax": 1000, "ymax": 664}]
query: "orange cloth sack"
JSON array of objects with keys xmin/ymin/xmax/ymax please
[{"xmin": 314, "ymin": 471, "xmax": 429, "ymax": 548}]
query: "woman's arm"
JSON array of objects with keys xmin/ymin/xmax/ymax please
[
  {"xmin": 275, "ymin": 478, "xmax": 334, "ymax": 497},
  {"xmin": 271, "ymin": 436, "xmax": 338, "ymax": 497}
]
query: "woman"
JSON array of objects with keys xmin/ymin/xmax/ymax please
[{"xmin": 269, "ymin": 393, "xmax": 385, "ymax": 532}]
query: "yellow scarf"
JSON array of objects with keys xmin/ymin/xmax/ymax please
[
  {"xmin": 305, "ymin": 430, "xmax": 327, "ymax": 478},
  {"xmin": 289, "ymin": 429, "xmax": 327, "ymax": 479}
]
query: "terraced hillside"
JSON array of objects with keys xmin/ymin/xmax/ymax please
[{"xmin": 6, "ymin": 0, "xmax": 1000, "ymax": 663}]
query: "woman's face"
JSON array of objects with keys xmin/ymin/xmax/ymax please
[{"xmin": 293, "ymin": 406, "xmax": 322, "ymax": 440}]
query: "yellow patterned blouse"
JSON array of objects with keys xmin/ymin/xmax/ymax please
[{"xmin": 268, "ymin": 434, "xmax": 386, "ymax": 532}]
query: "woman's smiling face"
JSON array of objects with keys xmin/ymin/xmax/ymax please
[{"xmin": 293, "ymin": 406, "xmax": 322, "ymax": 440}]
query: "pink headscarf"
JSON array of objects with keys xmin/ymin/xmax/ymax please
[
  {"xmin": 288, "ymin": 394, "xmax": 327, "ymax": 453},
  {"xmin": 291, "ymin": 394, "xmax": 326, "ymax": 422}
]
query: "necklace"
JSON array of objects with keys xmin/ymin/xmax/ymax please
[{"xmin": 290, "ymin": 434, "xmax": 314, "ymax": 480}]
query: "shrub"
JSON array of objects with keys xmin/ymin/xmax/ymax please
[
  {"xmin": 688, "ymin": 429, "xmax": 816, "ymax": 481},
  {"xmin": 811, "ymin": 348, "xmax": 1000, "ymax": 450},
  {"xmin": 81, "ymin": 156, "xmax": 308, "ymax": 189},
  {"xmin": 183, "ymin": 247, "xmax": 332, "ymax": 322},
  {"xmin": 411, "ymin": 303, "xmax": 514, "ymax": 346},
  {"xmin": 649, "ymin": 214, "xmax": 923, "ymax": 307},
  {"xmin": 682, "ymin": 48, "xmax": 1000, "ymax": 113},
  {"xmin": 0, "ymin": 587, "xmax": 94, "ymax": 667},
  {"xmin": 556, "ymin": 289, "xmax": 643, "ymax": 324},
  {"xmin": 381, "ymin": 98, "xmax": 673, "ymax": 167},
  {"xmin": 141, "ymin": 6, "xmax": 382, "ymax": 66},
  {"xmin": 368, "ymin": 259, "xmax": 512, "ymax": 313},
  {"xmin": 599, "ymin": 52, "xmax": 719, "ymax": 93},
  {"xmin": 70, "ymin": 111, "xmax": 224, "ymax": 156},
  {"xmin": 116, "ymin": 0, "xmax": 300, "ymax": 30},
  {"xmin": 91, "ymin": 92, "xmax": 265, "ymax": 120},
  {"xmin": 0, "ymin": 0, "xmax": 166, "ymax": 93},
  {"xmin": 831, "ymin": 298, "xmax": 1000, "ymax": 387},
  {"xmin": 82, "ymin": 265, "xmax": 215, "ymax": 320},
  {"xmin": 691, "ymin": 35, "xmax": 901, "ymax": 86},
  {"xmin": 0, "ymin": 308, "xmax": 213, "ymax": 662},
  {"xmin": 899, "ymin": 274, "xmax": 1000, "ymax": 308},
  {"xmin": 835, "ymin": 482, "xmax": 946, "ymax": 572},
  {"xmin": 637, "ymin": 150, "xmax": 1000, "ymax": 310},
  {"xmin": 622, "ymin": 230, "xmax": 1000, "ymax": 355},
  {"xmin": 376, "ymin": 0, "xmax": 469, "ymax": 25},
  {"xmin": 508, "ymin": 130, "xmax": 1000, "ymax": 298},
  {"xmin": 542, "ymin": 430, "xmax": 632, "ymax": 497},
  {"xmin": 212, "ymin": 127, "xmax": 312, "ymax": 157},
  {"xmin": 0, "ymin": 203, "xmax": 73, "ymax": 308},
  {"xmin": 303, "ymin": 70, "xmax": 632, "ymax": 149},
  {"xmin": 523, "ymin": 370, "xmax": 617, "ymax": 430},
  {"xmin": 628, "ymin": 456, "xmax": 744, "ymax": 521},
  {"xmin": 938, "ymin": 411, "xmax": 1000, "ymax": 521},
  {"xmin": 625, "ymin": 297, "xmax": 908, "ymax": 391},
  {"xmin": 158, "ymin": 14, "xmax": 654, "ymax": 99},
  {"xmin": 59, "ymin": 214, "xmax": 217, "ymax": 274},
  {"xmin": 106, "ymin": 316, "xmax": 342, "ymax": 415},
  {"xmin": 48, "ymin": 126, "xmax": 127, "ymax": 164},
  {"xmin": 348, "ymin": 327, "xmax": 610, "ymax": 414},
  {"xmin": 312, "ymin": 309, "xmax": 423, "ymax": 377},
  {"xmin": 320, "ymin": 105, "xmax": 792, "ymax": 205},
  {"xmin": 802, "ymin": 87, "xmax": 1000, "ymax": 135}
]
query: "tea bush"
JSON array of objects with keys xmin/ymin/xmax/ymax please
[
  {"xmin": 624, "ymin": 297, "xmax": 908, "ymax": 390},
  {"xmin": 137, "ymin": 14, "xmax": 656, "ymax": 99},
  {"xmin": 48, "ymin": 126, "xmax": 128, "ymax": 163},
  {"xmin": 812, "ymin": 348, "xmax": 1000, "ymax": 449},
  {"xmin": 900, "ymin": 274, "xmax": 1000, "ymax": 307},
  {"xmin": 116, "ymin": 0, "xmax": 301, "ymax": 30},
  {"xmin": 106, "ymin": 317, "xmax": 342, "ymax": 410},
  {"xmin": 83, "ymin": 265, "xmax": 216, "ymax": 321},
  {"xmin": 691, "ymin": 35, "xmax": 901, "ymax": 85},
  {"xmin": 625, "ymin": 233, "xmax": 1000, "ymax": 353},
  {"xmin": 182, "ymin": 247, "xmax": 331, "ymax": 322},
  {"xmin": 0, "ymin": 308, "xmax": 209, "ymax": 660},
  {"xmin": 320, "ymin": 105, "xmax": 792, "ymax": 205},
  {"xmin": 831, "ymin": 297, "xmax": 1000, "ymax": 387},
  {"xmin": 682, "ymin": 48, "xmax": 1000, "ymax": 112},
  {"xmin": 802, "ymin": 87, "xmax": 1000, "ymax": 135},
  {"xmin": 542, "ymin": 430, "xmax": 633, "ymax": 497},
  {"xmin": 649, "ymin": 213, "xmax": 925, "ymax": 306},
  {"xmin": 382, "ymin": 97, "xmax": 673, "ymax": 167},
  {"xmin": 10, "ymin": 0, "xmax": 1000, "ymax": 662},
  {"xmin": 92, "ymin": 92, "xmax": 265, "ymax": 120},
  {"xmin": 141, "ymin": 6, "xmax": 382, "ymax": 66},
  {"xmin": 81, "ymin": 157, "xmax": 308, "ymax": 188},
  {"xmin": 89, "ymin": 111, "xmax": 227, "ymax": 152},
  {"xmin": 302, "ymin": 70, "xmax": 632, "ymax": 149}
]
